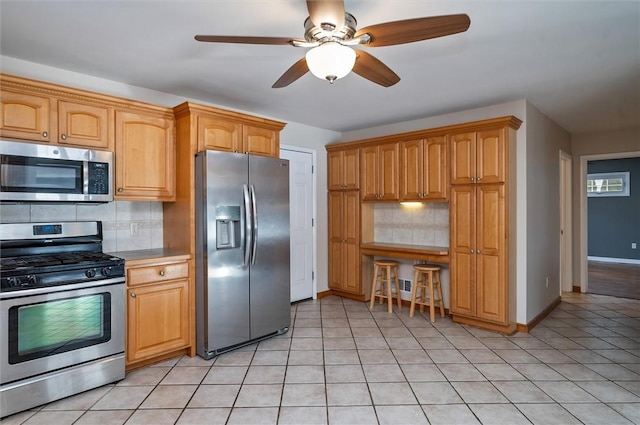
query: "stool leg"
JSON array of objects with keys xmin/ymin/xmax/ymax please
[
  {"xmin": 420, "ymin": 276, "xmax": 426, "ymax": 314},
  {"xmin": 409, "ymin": 268, "xmax": 419, "ymax": 318},
  {"xmin": 393, "ymin": 266, "xmax": 401, "ymax": 311},
  {"xmin": 369, "ymin": 264, "xmax": 379, "ymax": 310},
  {"xmin": 428, "ymin": 270, "xmax": 436, "ymax": 323},
  {"xmin": 436, "ymin": 271, "xmax": 445, "ymax": 317},
  {"xmin": 385, "ymin": 266, "xmax": 393, "ymax": 313}
]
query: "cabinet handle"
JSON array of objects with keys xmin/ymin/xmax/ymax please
[
  {"xmin": 470, "ymin": 177, "xmax": 475, "ymax": 182},
  {"xmin": 470, "ymin": 249, "xmax": 474, "ymax": 254},
  {"xmin": 130, "ymin": 293, "xmax": 136, "ymax": 298},
  {"xmin": 61, "ymin": 134, "xmax": 67, "ymax": 140},
  {"xmin": 117, "ymin": 188, "xmax": 123, "ymax": 192},
  {"xmin": 423, "ymin": 193, "xmax": 428, "ymax": 197},
  {"xmin": 477, "ymin": 177, "xmax": 481, "ymax": 181},
  {"xmin": 159, "ymin": 270, "xmax": 165, "ymax": 276},
  {"xmin": 42, "ymin": 131, "xmax": 48, "ymax": 138},
  {"xmin": 476, "ymin": 250, "xmax": 480, "ymax": 254}
]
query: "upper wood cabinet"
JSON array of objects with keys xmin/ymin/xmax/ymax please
[
  {"xmin": 114, "ymin": 110, "xmax": 175, "ymax": 201},
  {"xmin": 0, "ymin": 90, "xmax": 52, "ymax": 142},
  {"xmin": 189, "ymin": 104, "xmax": 284, "ymax": 158},
  {"xmin": 328, "ymin": 148, "xmax": 359, "ymax": 190},
  {"xmin": 360, "ymin": 142, "xmax": 399, "ymax": 201},
  {"xmin": 57, "ymin": 100, "xmax": 111, "ymax": 149},
  {"xmin": 0, "ymin": 81, "xmax": 113, "ymax": 150},
  {"xmin": 450, "ymin": 128, "xmax": 506, "ymax": 185},
  {"xmin": 400, "ymin": 136, "xmax": 448, "ymax": 201}
]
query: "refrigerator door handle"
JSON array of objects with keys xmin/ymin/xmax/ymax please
[
  {"xmin": 249, "ymin": 184, "xmax": 258, "ymax": 265},
  {"xmin": 243, "ymin": 184, "xmax": 252, "ymax": 267}
]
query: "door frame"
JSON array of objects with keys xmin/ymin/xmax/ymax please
[
  {"xmin": 579, "ymin": 150, "xmax": 640, "ymax": 292},
  {"xmin": 559, "ymin": 150, "xmax": 573, "ymax": 294},
  {"xmin": 281, "ymin": 144, "xmax": 318, "ymax": 299}
]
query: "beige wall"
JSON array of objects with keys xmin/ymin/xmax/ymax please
[
  {"xmin": 524, "ymin": 102, "xmax": 571, "ymax": 321},
  {"xmin": 571, "ymin": 126, "xmax": 640, "ymax": 289}
]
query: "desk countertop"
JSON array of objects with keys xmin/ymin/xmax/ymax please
[{"xmin": 360, "ymin": 242, "xmax": 449, "ymax": 263}]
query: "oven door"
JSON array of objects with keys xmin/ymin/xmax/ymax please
[{"xmin": 0, "ymin": 278, "xmax": 125, "ymax": 385}]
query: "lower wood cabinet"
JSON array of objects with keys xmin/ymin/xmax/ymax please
[
  {"xmin": 125, "ymin": 257, "xmax": 190, "ymax": 366},
  {"xmin": 328, "ymin": 190, "xmax": 362, "ymax": 296},
  {"xmin": 450, "ymin": 183, "xmax": 511, "ymax": 332}
]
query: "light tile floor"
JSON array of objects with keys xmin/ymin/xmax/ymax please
[{"xmin": 3, "ymin": 292, "xmax": 639, "ymax": 425}]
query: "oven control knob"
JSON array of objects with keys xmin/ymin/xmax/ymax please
[
  {"xmin": 85, "ymin": 269, "xmax": 97, "ymax": 278},
  {"xmin": 25, "ymin": 275, "xmax": 38, "ymax": 287},
  {"xmin": 101, "ymin": 267, "xmax": 112, "ymax": 277}
]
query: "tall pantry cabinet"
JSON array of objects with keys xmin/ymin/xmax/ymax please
[{"xmin": 449, "ymin": 117, "xmax": 522, "ymax": 334}]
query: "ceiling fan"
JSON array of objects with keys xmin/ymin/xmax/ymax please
[{"xmin": 195, "ymin": 0, "xmax": 470, "ymax": 88}]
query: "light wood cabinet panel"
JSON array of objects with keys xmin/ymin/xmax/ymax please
[
  {"xmin": 328, "ymin": 148, "xmax": 359, "ymax": 190},
  {"xmin": 127, "ymin": 280, "xmax": 189, "ymax": 363},
  {"xmin": 198, "ymin": 116, "xmax": 241, "ymax": 152},
  {"xmin": 126, "ymin": 258, "xmax": 190, "ymax": 365},
  {"xmin": 0, "ymin": 90, "xmax": 51, "ymax": 142},
  {"xmin": 114, "ymin": 110, "xmax": 175, "ymax": 201},
  {"xmin": 475, "ymin": 184, "xmax": 506, "ymax": 323},
  {"xmin": 400, "ymin": 136, "xmax": 447, "ymax": 201},
  {"xmin": 328, "ymin": 190, "xmax": 361, "ymax": 294},
  {"xmin": 450, "ymin": 184, "xmax": 507, "ymax": 325},
  {"xmin": 57, "ymin": 100, "xmax": 111, "ymax": 149},
  {"xmin": 450, "ymin": 129, "xmax": 505, "ymax": 185},
  {"xmin": 360, "ymin": 143, "xmax": 399, "ymax": 201},
  {"xmin": 243, "ymin": 124, "xmax": 278, "ymax": 157}
]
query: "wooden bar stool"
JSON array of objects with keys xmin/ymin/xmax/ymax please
[
  {"xmin": 410, "ymin": 264, "xmax": 445, "ymax": 322},
  {"xmin": 369, "ymin": 260, "xmax": 402, "ymax": 313}
]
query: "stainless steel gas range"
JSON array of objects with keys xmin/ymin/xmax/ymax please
[{"xmin": 0, "ymin": 221, "xmax": 125, "ymax": 418}]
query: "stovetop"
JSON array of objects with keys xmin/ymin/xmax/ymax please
[{"xmin": 1, "ymin": 251, "xmax": 122, "ymax": 272}]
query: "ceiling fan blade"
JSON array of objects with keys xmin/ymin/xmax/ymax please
[
  {"xmin": 195, "ymin": 35, "xmax": 300, "ymax": 45},
  {"xmin": 272, "ymin": 57, "xmax": 310, "ymax": 88},
  {"xmin": 306, "ymin": 0, "xmax": 345, "ymax": 30},
  {"xmin": 355, "ymin": 14, "xmax": 471, "ymax": 47},
  {"xmin": 352, "ymin": 50, "xmax": 400, "ymax": 87}
]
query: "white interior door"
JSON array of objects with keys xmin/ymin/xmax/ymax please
[
  {"xmin": 560, "ymin": 151, "xmax": 573, "ymax": 293},
  {"xmin": 281, "ymin": 147, "xmax": 315, "ymax": 302}
]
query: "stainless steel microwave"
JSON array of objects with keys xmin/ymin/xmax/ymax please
[{"xmin": 0, "ymin": 140, "xmax": 113, "ymax": 203}]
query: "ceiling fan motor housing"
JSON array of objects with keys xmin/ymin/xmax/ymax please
[{"xmin": 304, "ymin": 13, "xmax": 357, "ymax": 43}]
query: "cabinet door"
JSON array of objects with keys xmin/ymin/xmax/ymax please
[
  {"xmin": 115, "ymin": 110, "xmax": 175, "ymax": 201},
  {"xmin": 400, "ymin": 139, "xmax": 422, "ymax": 200},
  {"xmin": 342, "ymin": 148, "xmax": 359, "ymax": 190},
  {"xmin": 450, "ymin": 132, "xmax": 476, "ymax": 185},
  {"xmin": 475, "ymin": 184, "xmax": 507, "ymax": 323},
  {"xmin": 450, "ymin": 185, "xmax": 476, "ymax": 317},
  {"xmin": 58, "ymin": 100, "xmax": 111, "ymax": 149},
  {"xmin": 328, "ymin": 191, "xmax": 345, "ymax": 290},
  {"xmin": 328, "ymin": 151, "xmax": 344, "ymax": 190},
  {"xmin": 0, "ymin": 91, "xmax": 51, "ymax": 142},
  {"xmin": 342, "ymin": 191, "xmax": 361, "ymax": 293},
  {"xmin": 243, "ymin": 124, "xmax": 278, "ymax": 157},
  {"xmin": 476, "ymin": 128, "xmax": 505, "ymax": 184},
  {"xmin": 423, "ymin": 136, "xmax": 448, "ymax": 200},
  {"xmin": 127, "ymin": 280, "xmax": 189, "ymax": 363},
  {"xmin": 198, "ymin": 116, "xmax": 241, "ymax": 153},
  {"xmin": 378, "ymin": 143, "xmax": 399, "ymax": 201},
  {"xmin": 360, "ymin": 146, "xmax": 379, "ymax": 201}
]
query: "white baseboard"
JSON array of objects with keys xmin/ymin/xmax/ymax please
[{"xmin": 588, "ymin": 256, "xmax": 640, "ymax": 265}]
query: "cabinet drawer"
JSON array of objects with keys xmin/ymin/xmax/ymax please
[{"xmin": 127, "ymin": 261, "xmax": 188, "ymax": 286}]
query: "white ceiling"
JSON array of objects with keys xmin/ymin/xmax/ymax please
[{"xmin": 1, "ymin": 1, "xmax": 638, "ymax": 134}]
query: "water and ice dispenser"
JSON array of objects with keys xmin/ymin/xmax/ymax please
[{"xmin": 215, "ymin": 206, "xmax": 241, "ymax": 249}]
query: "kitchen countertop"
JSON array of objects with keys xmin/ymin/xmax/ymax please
[
  {"xmin": 360, "ymin": 242, "xmax": 450, "ymax": 263},
  {"xmin": 108, "ymin": 248, "xmax": 191, "ymax": 263}
]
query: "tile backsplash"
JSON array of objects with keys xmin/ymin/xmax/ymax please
[
  {"xmin": 0, "ymin": 201, "xmax": 163, "ymax": 253},
  {"xmin": 373, "ymin": 202, "xmax": 449, "ymax": 247}
]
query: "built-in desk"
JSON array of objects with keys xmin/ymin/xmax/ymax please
[
  {"xmin": 360, "ymin": 242, "xmax": 449, "ymax": 263},
  {"xmin": 359, "ymin": 243, "xmax": 449, "ymax": 302}
]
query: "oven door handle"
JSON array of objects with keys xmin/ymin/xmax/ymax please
[{"xmin": 0, "ymin": 277, "xmax": 125, "ymax": 300}]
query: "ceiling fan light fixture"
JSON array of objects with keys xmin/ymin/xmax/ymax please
[{"xmin": 305, "ymin": 41, "xmax": 356, "ymax": 83}]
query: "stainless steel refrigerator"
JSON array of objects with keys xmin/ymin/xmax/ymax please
[{"xmin": 195, "ymin": 150, "xmax": 291, "ymax": 359}]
